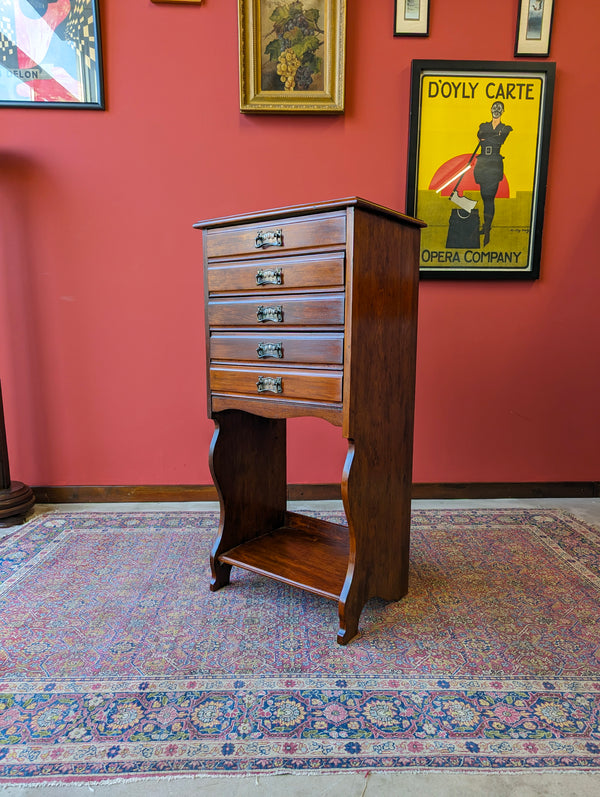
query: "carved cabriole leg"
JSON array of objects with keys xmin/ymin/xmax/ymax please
[
  {"xmin": 337, "ymin": 442, "xmax": 366, "ymax": 644},
  {"xmin": 208, "ymin": 409, "xmax": 287, "ymax": 592},
  {"xmin": 337, "ymin": 569, "xmax": 366, "ymax": 646}
]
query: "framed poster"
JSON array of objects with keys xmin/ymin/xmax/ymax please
[
  {"xmin": 515, "ymin": 0, "xmax": 554, "ymax": 57},
  {"xmin": 407, "ymin": 60, "xmax": 555, "ymax": 280},
  {"xmin": 0, "ymin": 0, "xmax": 104, "ymax": 108},
  {"xmin": 238, "ymin": 0, "xmax": 346, "ymax": 113},
  {"xmin": 394, "ymin": 0, "xmax": 429, "ymax": 37}
]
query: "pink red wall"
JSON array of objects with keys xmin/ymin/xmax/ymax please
[{"xmin": 1, "ymin": 1, "xmax": 599, "ymax": 488}]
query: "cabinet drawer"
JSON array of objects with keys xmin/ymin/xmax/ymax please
[
  {"xmin": 207, "ymin": 293, "xmax": 345, "ymax": 327},
  {"xmin": 207, "ymin": 253, "xmax": 345, "ymax": 294},
  {"xmin": 210, "ymin": 333, "xmax": 344, "ymax": 365},
  {"xmin": 210, "ymin": 365, "xmax": 343, "ymax": 403},
  {"xmin": 204, "ymin": 212, "xmax": 346, "ymax": 259}
]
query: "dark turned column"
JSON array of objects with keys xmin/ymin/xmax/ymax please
[{"xmin": 0, "ymin": 380, "xmax": 35, "ymax": 526}]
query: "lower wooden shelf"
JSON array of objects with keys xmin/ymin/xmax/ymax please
[{"xmin": 218, "ymin": 511, "xmax": 349, "ymax": 600}]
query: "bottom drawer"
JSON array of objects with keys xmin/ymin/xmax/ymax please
[{"xmin": 210, "ymin": 365, "xmax": 342, "ymax": 403}]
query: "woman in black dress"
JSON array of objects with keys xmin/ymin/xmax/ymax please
[{"xmin": 473, "ymin": 101, "xmax": 513, "ymax": 246}]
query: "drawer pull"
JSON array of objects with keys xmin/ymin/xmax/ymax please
[
  {"xmin": 257, "ymin": 341, "xmax": 283, "ymax": 359},
  {"xmin": 256, "ymin": 376, "xmax": 283, "ymax": 394},
  {"xmin": 257, "ymin": 305, "xmax": 283, "ymax": 323},
  {"xmin": 256, "ymin": 267, "xmax": 283, "ymax": 285},
  {"xmin": 255, "ymin": 229, "xmax": 283, "ymax": 249}
]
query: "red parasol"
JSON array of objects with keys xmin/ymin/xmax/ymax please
[{"xmin": 428, "ymin": 154, "xmax": 510, "ymax": 197}]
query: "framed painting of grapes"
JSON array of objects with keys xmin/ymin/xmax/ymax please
[{"xmin": 238, "ymin": 0, "xmax": 346, "ymax": 113}]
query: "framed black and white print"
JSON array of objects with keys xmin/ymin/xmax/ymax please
[
  {"xmin": 394, "ymin": 0, "xmax": 429, "ymax": 37},
  {"xmin": 0, "ymin": 0, "xmax": 104, "ymax": 108},
  {"xmin": 515, "ymin": 0, "xmax": 554, "ymax": 57},
  {"xmin": 406, "ymin": 60, "xmax": 556, "ymax": 280}
]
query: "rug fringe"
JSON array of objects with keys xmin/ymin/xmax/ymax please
[{"xmin": 2, "ymin": 766, "xmax": 600, "ymax": 789}]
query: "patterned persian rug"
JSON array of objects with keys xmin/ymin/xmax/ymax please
[{"xmin": 1, "ymin": 508, "xmax": 600, "ymax": 784}]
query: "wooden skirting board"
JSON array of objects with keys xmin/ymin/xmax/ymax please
[{"xmin": 32, "ymin": 482, "xmax": 600, "ymax": 503}]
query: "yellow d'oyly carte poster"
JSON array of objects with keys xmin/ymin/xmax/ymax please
[{"xmin": 407, "ymin": 61, "xmax": 555, "ymax": 279}]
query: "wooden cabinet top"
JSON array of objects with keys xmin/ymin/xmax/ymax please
[{"xmin": 193, "ymin": 196, "xmax": 425, "ymax": 231}]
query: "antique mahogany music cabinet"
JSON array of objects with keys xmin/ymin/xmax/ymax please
[{"xmin": 195, "ymin": 198, "xmax": 423, "ymax": 643}]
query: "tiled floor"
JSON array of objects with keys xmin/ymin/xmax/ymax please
[{"xmin": 2, "ymin": 497, "xmax": 600, "ymax": 796}]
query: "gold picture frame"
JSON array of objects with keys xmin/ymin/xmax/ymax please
[{"xmin": 238, "ymin": 0, "xmax": 346, "ymax": 113}]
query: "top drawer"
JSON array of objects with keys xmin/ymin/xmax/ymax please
[{"xmin": 204, "ymin": 211, "xmax": 347, "ymax": 260}]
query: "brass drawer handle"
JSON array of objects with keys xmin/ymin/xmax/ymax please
[
  {"xmin": 257, "ymin": 305, "xmax": 283, "ymax": 323},
  {"xmin": 257, "ymin": 341, "xmax": 283, "ymax": 359},
  {"xmin": 257, "ymin": 376, "xmax": 283, "ymax": 394},
  {"xmin": 256, "ymin": 267, "xmax": 283, "ymax": 286},
  {"xmin": 255, "ymin": 229, "xmax": 283, "ymax": 249}
]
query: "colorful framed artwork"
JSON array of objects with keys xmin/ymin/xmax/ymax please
[
  {"xmin": 515, "ymin": 0, "xmax": 554, "ymax": 57},
  {"xmin": 406, "ymin": 60, "xmax": 556, "ymax": 280},
  {"xmin": 151, "ymin": 1, "xmax": 202, "ymax": 4},
  {"xmin": 0, "ymin": 0, "xmax": 104, "ymax": 108},
  {"xmin": 238, "ymin": 0, "xmax": 346, "ymax": 113},
  {"xmin": 394, "ymin": 0, "xmax": 429, "ymax": 37}
]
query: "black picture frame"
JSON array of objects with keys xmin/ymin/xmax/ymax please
[
  {"xmin": 394, "ymin": 0, "xmax": 429, "ymax": 37},
  {"xmin": 407, "ymin": 60, "xmax": 555, "ymax": 280},
  {"xmin": 515, "ymin": 0, "xmax": 554, "ymax": 58},
  {"xmin": 0, "ymin": 0, "xmax": 104, "ymax": 109}
]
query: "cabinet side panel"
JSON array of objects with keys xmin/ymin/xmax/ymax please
[
  {"xmin": 342, "ymin": 209, "xmax": 421, "ymax": 600},
  {"xmin": 345, "ymin": 209, "xmax": 420, "ymax": 442}
]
